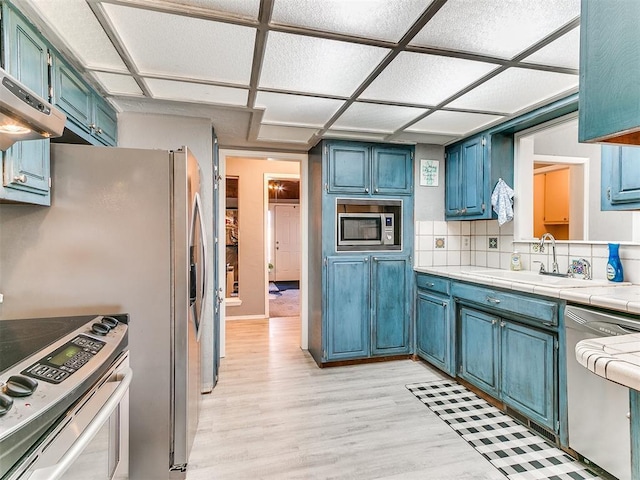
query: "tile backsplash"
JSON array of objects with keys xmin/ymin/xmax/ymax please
[{"xmin": 415, "ymin": 220, "xmax": 640, "ymax": 284}]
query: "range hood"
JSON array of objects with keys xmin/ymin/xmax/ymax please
[{"xmin": 0, "ymin": 68, "xmax": 66, "ymax": 151}]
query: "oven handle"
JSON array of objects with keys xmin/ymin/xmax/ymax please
[{"xmin": 27, "ymin": 367, "xmax": 133, "ymax": 480}]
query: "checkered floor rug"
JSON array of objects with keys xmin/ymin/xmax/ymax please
[{"xmin": 406, "ymin": 380, "xmax": 602, "ymax": 480}]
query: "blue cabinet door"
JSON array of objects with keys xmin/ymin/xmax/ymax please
[
  {"xmin": 92, "ymin": 95, "xmax": 118, "ymax": 146},
  {"xmin": 445, "ymin": 136, "xmax": 485, "ymax": 218},
  {"xmin": 1, "ymin": 5, "xmax": 50, "ymax": 204},
  {"xmin": 52, "ymin": 55, "xmax": 92, "ymax": 135},
  {"xmin": 602, "ymin": 145, "xmax": 640, "ymax": 210},
  {"xmin": 371, "ymin": 146, "xmax": 412, "ymax": 195},
  {"xmin": 371, "ymin": 256, "xmax": 409, "ymax": 355},
  {"xmin": 327, "ymin": 143, "xmax": 370, "ymax": 194},
  {"xmin": 325, "ymin": 256, "xmax": 370, "ymax": 360},
  {"xmin": 501, "ymin": 321, "xmax": 556, "ymax": 430},
  {"xmin": 459, "ymin": 307, "xmax": 500, "ymax": 398},
  {"xmin": 416, "ymin": 291, "xmax": 452, "ymax": 374}
]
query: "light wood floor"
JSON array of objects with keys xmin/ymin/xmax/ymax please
[{"xmin": 186, "ymin": 317, "xmax": 504, "ymax": 479}]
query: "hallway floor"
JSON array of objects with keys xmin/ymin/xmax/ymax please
[{"xmin": 186, "ymin": 317, "xmax": 505, "ymax": 479}]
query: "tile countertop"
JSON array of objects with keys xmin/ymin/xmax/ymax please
[
  {"xmin": 575, "ymin": 335, "xmax": 640, "ymax": 391},
  {"xmin": 415, "ymin": 266, "xmax": 640, "ymax": 315}
]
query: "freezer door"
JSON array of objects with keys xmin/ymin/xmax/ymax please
[{"xmin": 171, "ymin": 148, "xmax": 202, "ymax": 473}]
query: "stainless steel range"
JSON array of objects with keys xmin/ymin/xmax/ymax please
[{"xmin": 0, "ymin": 314, "xmax": 130, "ymax": 480}]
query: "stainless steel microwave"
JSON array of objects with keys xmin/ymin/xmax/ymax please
[{"xmin": 337, "ymin": 212, "xmax": 394, "ymax": 246}]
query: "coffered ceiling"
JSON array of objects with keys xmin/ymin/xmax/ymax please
[{"xmin": 16, "ymin": 0, "xmax": 581, "ymax": 151}]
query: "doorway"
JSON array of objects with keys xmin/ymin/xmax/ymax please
[{"xmin": 266, "ymin": 176, "xmax": 301, "ymax": 318}]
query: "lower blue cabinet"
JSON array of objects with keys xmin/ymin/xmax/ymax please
[
  {"xmin": 416, "ymin": 291, "xmax": 452, "ymax": 374},
  {"xmin": 325, "ymin": 255, "xmax": 410, "ymax": 362},
  {"xmin": 501, "ymin": 321, "xmax": 556, "ymax": 430},
  {"xmin": 372, "ymin": 256, "xmax": 410, "ymax": 355},
  {"xmin": 459, "ymin": 307, "xmax": 501, "ymax": 398},
  {"xmin": 458, "ymin": 305, "xmax": 557, "ymax": 432},
  {"xmin": 325, "ymin": 256, "xmax": 370, "ymax": 360}
]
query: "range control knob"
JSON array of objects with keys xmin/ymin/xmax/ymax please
[
  {"xmin": 91, "ymin": 322, "xmax": 110, "ymax": 336},
  {"xmin": 101, "ymin": 317, "xmax": 118, "ymax": 328},
  {"xmin": 0, "ymin": 392, "xmax": 14, "ymax": 415},
  {"xmin": 4, "ymin": 375, "xmax": 38, "ymax": 397}
]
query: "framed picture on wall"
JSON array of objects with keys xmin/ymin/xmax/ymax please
[{"xmin": 420, "ymin": 159, "xmax": 439, "ymax": 186}]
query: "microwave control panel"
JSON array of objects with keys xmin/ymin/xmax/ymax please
[{"xmin": 382, "ymin": 214, "xmax": 394, "ymax": 245}]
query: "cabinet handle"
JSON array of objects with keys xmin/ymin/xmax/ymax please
[
  {"xmin": 13, "ymin": 174, "xmax": 27, "ymax": 184},
  {"xmin": 461, "ymin": 208, "xmax": 467, "ymax": 214},
  {"xmin": 486, "ymin": 297, "xmax": 501, "ymax": 304},
  {"xmin": 427, "ymin": 282, "xmax": 435, "ymax": 287}
]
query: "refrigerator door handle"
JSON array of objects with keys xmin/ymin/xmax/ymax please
[{"xmin": 191, "ymin": 192, "xmax": 208, "ymax": 342}]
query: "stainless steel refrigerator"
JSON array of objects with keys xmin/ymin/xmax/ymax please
[{"xmin": 0, "ymin": 143, "xmax": 208, "ymax": 479}]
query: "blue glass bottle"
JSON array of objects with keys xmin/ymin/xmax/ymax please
[{"xmin": 606, "ymin": 243, "xmax": 624, "ymax": 282}]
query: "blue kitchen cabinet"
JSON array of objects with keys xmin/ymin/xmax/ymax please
[
  {"xmin": 0, "ymin": 3, "xmax": 51, "ymax": 205},
  {"xmin": 371, "ymin": 256, "xmax": 410, "ymax": 355},
  {"xmin": 326, "ymin": 141, "xmax": 413, "ymax": 196},
  {"xmin": 51, "ymin": 53, "xmax": 117, "ymax": 146},
  {"xmin": 458, "ymin": 307, "xmax": 501, "ymax": 398},
  {"xmin": 325, "ymin": 256, "xmax": 371, "ymax": 361},
  {"xmin": 327, "ymin": 143, "xmax": 370, "ymax": 194},
  {"xmin": 578, "ymin": 0, "xmax": 640, "ymax": 145},
  {"xmin": 416, "ymin": 290, "xmax": 451, "ymax": 374},
  {"xmin": 501, "ymin": 321, "xmax": 556, "ymax": 430},
  {"xmin": 601, "ymin": 145, "xmax": 640, "ymax": 210},
  {"xmin": 445, "ymin": 135, "xmax": 485, "ymax": 219},
  {"xmin": 371, "ymin": 146, "xmax": 412, "ymax": 195}
]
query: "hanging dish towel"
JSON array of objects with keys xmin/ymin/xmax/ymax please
[{"xmin": 491, "ymin": 178, "xmax": 514, "ymax": 226}]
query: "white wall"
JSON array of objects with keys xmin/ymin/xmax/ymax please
[
  {"xmin": 413, "ymin": 144, "xmax": 446, "ymax": 222},
  {"xmin": 117, "ymin": 112, "xmax": 216, "ymax": 391}
]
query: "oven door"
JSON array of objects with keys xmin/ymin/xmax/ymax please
[{"xmin": 10, "ymin": 354, "xmax": 131, "ymax": 480}]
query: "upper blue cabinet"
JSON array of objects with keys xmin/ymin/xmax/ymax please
[
  {"xmin": 51, "ymin": 53, "xmax": 117, "ymax": 147},
  {"xmin": 445, "ymin": 132, "xmax": 513, "ymax": 221},
  {"xmin": 326, "ymin": 141, "xmax": 413, "ymax": 196},
  {"xmin": 601, "ymin": 145, "xmax": 640, "ymax": 210},
  {"xmin": 578, "ymin": 0, "xmax": 640, "ymax": 145},
  {"xmin": 0, "ymin": 3, "xmax": 51, "ymax": 205}
]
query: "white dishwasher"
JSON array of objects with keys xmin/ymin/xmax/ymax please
[{"xmin": 565, "ymin": 305, "xmax": 640, "ymax": 480}]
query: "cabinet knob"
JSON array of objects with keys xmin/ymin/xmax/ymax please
[
  {"xmin": 491, "ymin": 319, "xmax": 497, "ymax": 325},
  {"xmin": 461, "ymin": 208, "xmax": 467, "ymax": 214},
  {"xmin": 365, "ymin": 188, "xmax": 369, "ymax": 193},
  {"xmin": 486, "ymin": 297, "xmax": 501, "ymax": 304},
  {"xmin": 96, "ymin": 127, "xmax": 103, "ymax": 134},
  {"xmin": 500, "ymin": 321, "xmax": 506, "ymax": 328},
  {"xmin": 374, "ymin": 188, "xmax": 379, "ymax": 193},
  {"xmin": 88, "ymin": 123, "xmax": 96, "ymax": 131},
  {"xmin": 13, "ymin": 174, "xmax": 27, "ymax": 184}
]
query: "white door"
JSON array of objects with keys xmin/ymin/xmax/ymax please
[{"xmin": 274, "ymin": 204, "xmax": 300, "ymax": 281}]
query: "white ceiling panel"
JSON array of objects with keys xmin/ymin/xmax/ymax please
[
  {"xmin": 102, "ymin": 3, "xmax": 255, "ymax": 84},
  {"xmin": 25, "ymin": 0, "xmax": 128, "ymax": 72},
  {"xmin": 332, "ymin": 102, "xmax": 427, "ymax": 133},
  {"xmin": 271, "ymin": 0, "xmax": 432, "ymax": 42},
  {"xmin": 523, "ymin": 27, "xmax": 580, "ymax": 70},
  {"xmin": 407, "ymin": 110, "xmax": 504, "ymax": 135},
  {"xmin": 411, "ymin": 0, "xmax": 580, "ymax": 59},
  {"xmin": 392, "ymin": 131, "xmax": 458, "ymax": 145},
  {"xmin": 93, "ymin": 72, "xmax": 143, "ymax": 96},
  {"xmin": 361, "ymin": 52, "xmax": 498, "ymax": 106},
  {"xmin": 324, "ymin": 130, "xmax": 388, "ymax": 142},
  {"xmin": 448, "ymin": 68, "xmax": 578, "ymax": 114},
  {"xmin": 255, "ymin": 92, "xmax": 344, "ymax": 127},
  {"xmin": 259, "ymin": 31, "xmax": 390, "ymax": 97},
  {"xmin": 131, "ymin": 0, "xmax": 260, "ymax": 19},
  {"xmin": 146, "ymin": 78, "xmax": 248, "ymax": 106},
  {"xmin": 258, "ymin": 124, "xmax": 317, "ymax": 143}
]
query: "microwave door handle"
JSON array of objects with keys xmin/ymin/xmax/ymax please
[{"xmin": 26, "ymin": 368, "xmax": 133, "ymax": 480}]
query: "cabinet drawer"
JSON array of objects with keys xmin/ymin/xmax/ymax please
[
  {"xmin": 416, "ymin": 273, "xmax": 450, "ymax": 295},
  {"xmin": 451, "ymin": 282, "xmax": 558, "ymax": 326}
]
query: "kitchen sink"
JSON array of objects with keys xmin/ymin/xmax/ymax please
[{"xmin": 463, "ymin": 269, "xmax": 616, "ymax": 288}]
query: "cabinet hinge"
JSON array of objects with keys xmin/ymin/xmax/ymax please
[
  {"xmin": 324, "ymin": 145, "xmax": 328, "ymax": 155},
  {"xmin": 410, "ymin": 151, "xmax": 414, "ymax": 160},
  {"xmin": 324, "ymin": 183, "xmax": 328, "ymax": 192},
  {"xmin": 607, "ymin": 187, "xmax": 611, "ymax": 200},
  {"xmin": 555, "ymin": 338, "xmax": 559, "ymax": 350},
  {"xmin": 323, "ymin": 257, "xmax": 328, "ymax": 266},
  {"xmin": 49, "ymin": 85, "xmax": 53, "ymax": 100},
  {"xmin": 556, "ymin": 420, "xmax": 560, "ymax": 432},
  {"xmin": 47, "ymin": 52, "xmax": 52, "ymax": 67},
  {"xmin": 48, "ymin": 177, "xmax": 52, "ymax": 188},
  {"xmin": 481, "ymin": 203, "xmax": 486, "ymax": 212},
  {"xmin": 481, "ymin": 137, "xmax": 486, "ymax": 146}
]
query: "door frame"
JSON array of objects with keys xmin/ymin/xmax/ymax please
[
  {"xmin": 264, "ymin": 173, "xmax": 301, "ymax": 315},
  {"xmin": 218, "ymin": 149, "xmax": 308, "ymax": 357}
]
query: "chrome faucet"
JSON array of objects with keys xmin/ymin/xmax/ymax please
[{"xmin": 539, "ymin": 232, "xmax": 562, "ymax": 275}]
